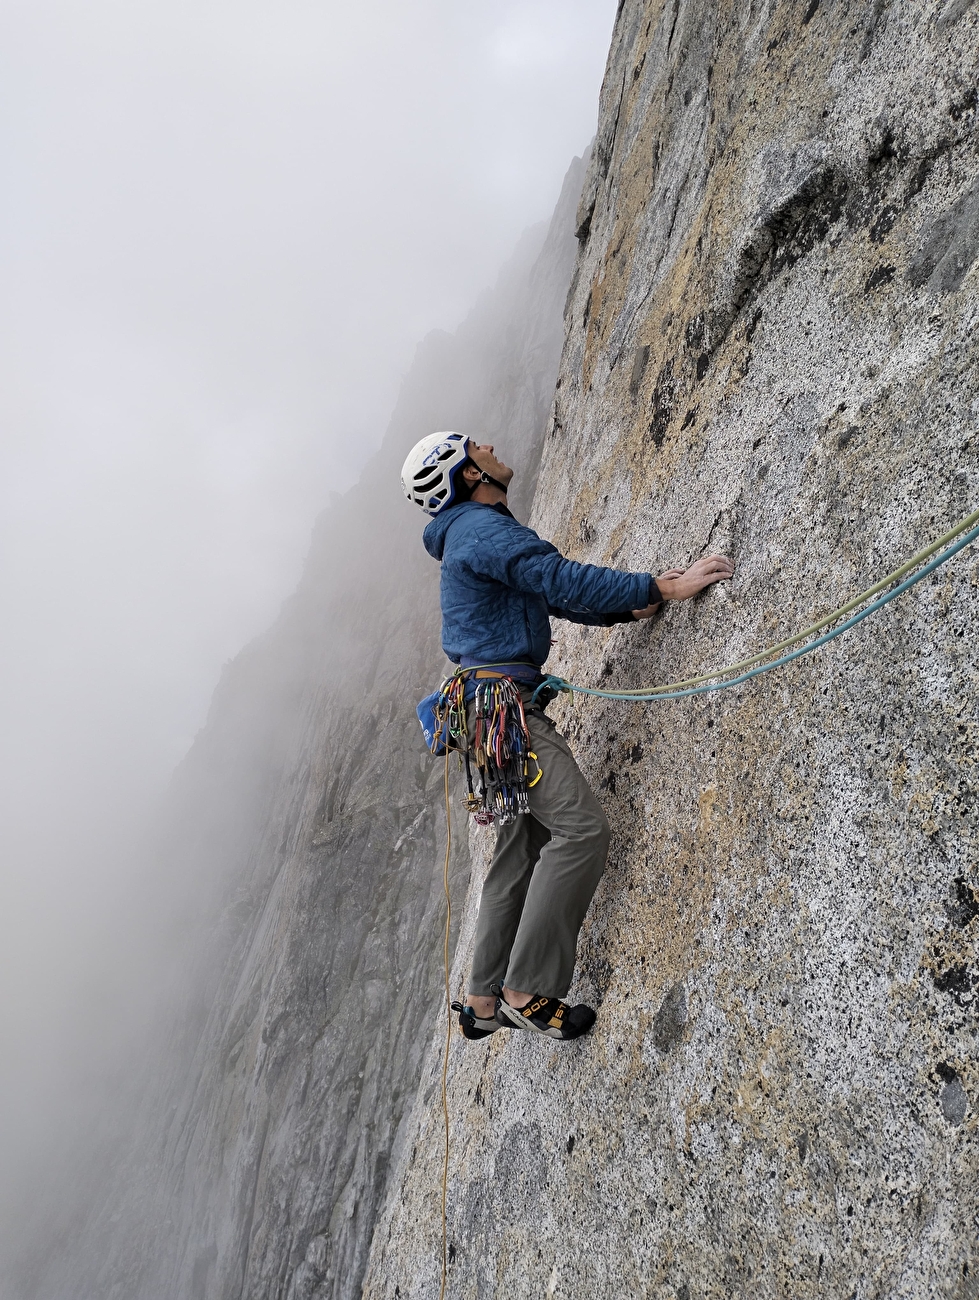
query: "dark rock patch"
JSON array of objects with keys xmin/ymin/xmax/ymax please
[
  {"xmin": 940, "ymin": 1078, "xmax": 968, "ymax": 1125},
  {"xmin": 869, "ymin": 205, "xmax": 898, "ymax": 243},
  {"xmin": 865, "ymin": 263, "xmax": 896, "ymax": 292},
  {"xmin": 932, "ymin": 963, "xmax": 974, "ymax": 1005},
  {"xmin": 721, "ymin": 143, "xmax": 847, "ymax": 339},
  {"xmin": 630, "ymin": 345, "xmax": 651, "ymax": 395},
  {"xmin": 948, "ymin": 877, "xmax": 979, "ymax": 928},
  {"xmin": 908, "ymin": 182, "xmax": 979, "ymax": 294},
  {"xmin": 649, "ymin": 361, "xmax": 677, "ymax": 446},
  {"xmin": 653, "ymin": 983, "xmax": 688, "ymax": 1052}
]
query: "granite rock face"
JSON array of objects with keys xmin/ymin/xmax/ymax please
[
  {"xmin": 13, "ymin": 163, "xmax": 585, "ymax": 1300},
  {"xmin": 366, "ymin": 3, "xmax": 978, "ymax": 1297}
]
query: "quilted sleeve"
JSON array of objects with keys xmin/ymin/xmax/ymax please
[{"xmin": 467, "ymin": 515, "xmax": 652, "ymax": 614}]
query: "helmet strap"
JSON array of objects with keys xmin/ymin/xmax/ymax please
[{"xmin": 479, "ymin": 470, "xmax": 509, "ymax": 495}]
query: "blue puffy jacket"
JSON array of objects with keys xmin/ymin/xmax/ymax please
[{"xmin": 422, "ymin": 501, "xmax": 654, "ymax": 667}]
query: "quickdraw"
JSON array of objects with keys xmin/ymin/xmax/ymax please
[{"xmin": 430, "ymin": 671, "xmax": 539, "ymax": 825}]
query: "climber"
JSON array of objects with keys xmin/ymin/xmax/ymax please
[{"xmin": 402, "ymin": 431, "xmax": 734, "ymax": 1040}]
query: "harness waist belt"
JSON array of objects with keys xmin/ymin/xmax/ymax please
[{"xmin": 458, "ymin": 659, "xmax": 543, "ymax": 685}]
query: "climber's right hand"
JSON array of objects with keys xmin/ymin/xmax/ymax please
[{"xmin": 656, "ymin": 554, "xmax": 735, "ymax": 601}]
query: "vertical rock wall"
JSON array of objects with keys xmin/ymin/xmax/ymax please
[{"xmin": 367, "ymin": 2, "xmax": 978, "ymax": 1297}]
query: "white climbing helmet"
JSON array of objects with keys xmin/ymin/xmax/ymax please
[{"xmin": 400, "ymin": 431, "xmax": 470, "ymax": 516}]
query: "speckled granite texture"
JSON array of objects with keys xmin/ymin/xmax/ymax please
[{"xmin": 365, "ymin": 2, "xmax": 978, "ymax": 1297}]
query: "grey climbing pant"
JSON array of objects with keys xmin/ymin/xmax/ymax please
[{"xmin": 468, "ymin": 691, "xmax": 611, "ymax": 1000}]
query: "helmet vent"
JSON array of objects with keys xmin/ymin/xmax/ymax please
[{"xmin": 400, "ymin": 430, "xmax": 469, "ymax": 516}]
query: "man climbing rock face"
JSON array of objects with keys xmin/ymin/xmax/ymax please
[{"xmin": 402, "ymin": 432, "xmax": 734, "ymax": 1040}]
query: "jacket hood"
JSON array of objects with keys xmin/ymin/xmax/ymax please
[{"xmin": 422, "ymin": 500, "xmax": 483, "ymax": 560}]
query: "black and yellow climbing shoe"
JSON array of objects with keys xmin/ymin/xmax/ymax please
[
  {"xmin": 450, "ymin": 1000, "xmax": 506, "ymax": 1040},
  {"xmin": 494, "ymin": 993, "xmax": 596, "ymax": 1040}
]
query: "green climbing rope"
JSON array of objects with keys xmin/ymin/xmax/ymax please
[{"xmin": 534, "ymin": 507, "xmax": 979, "ymax": 705}]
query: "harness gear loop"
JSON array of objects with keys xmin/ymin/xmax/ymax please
[{"xmin": 430, "ymin": 668, "xmax": 538, "ymax": 825}]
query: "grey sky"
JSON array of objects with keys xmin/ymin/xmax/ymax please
[{"xmin": 0, "ymin": 0, "xmax": 616, "ymax": 1248}]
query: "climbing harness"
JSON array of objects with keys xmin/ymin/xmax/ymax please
[
  {"xmin": 432, "ymin": 506, "xmax": 979, "ymax": 1296},
  {"xmin": 421, "ymin": 669, "xmax": 542, "ymax": 825},
  {"xmin": 532, "ymin": 506, "xmax": 979, "ymax": 705}
]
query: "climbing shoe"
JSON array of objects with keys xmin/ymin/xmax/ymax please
[
  {"xmin": 450, "ymin": 1000, "xmax": 506, "ymax": 1040},
  {"xmin": 494, "ymin": 993, "xmax": 596, "ymax": 1040}
]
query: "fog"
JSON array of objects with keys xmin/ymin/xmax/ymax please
[{"xmin": 0, "ymin": 0, "xmax": 614, "ymax": 1279}]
